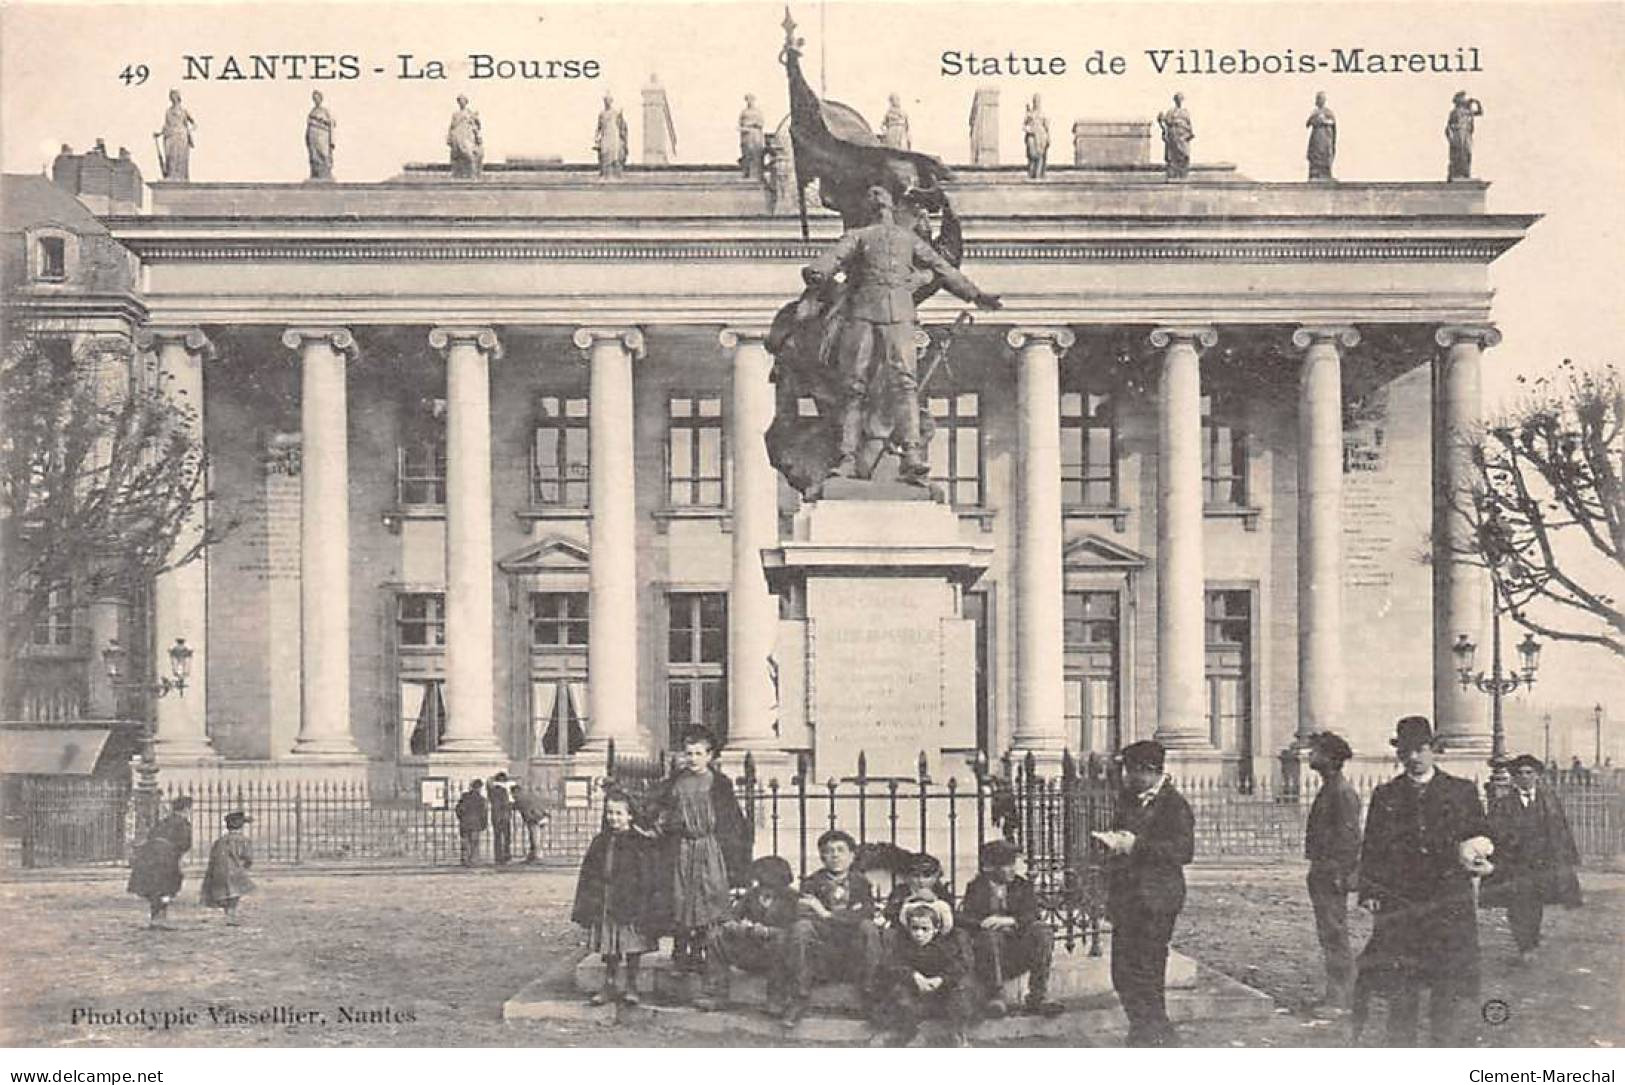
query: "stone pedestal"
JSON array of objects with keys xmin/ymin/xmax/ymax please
[{"xmin": 764, "ymin": 496, "xmax": 991, "ymax": 780}]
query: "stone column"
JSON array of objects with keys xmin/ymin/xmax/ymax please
[
  {"xmin": 1292, "ymin": 326, "xmax": 1359, "ymax": 745},
  {"xmin": 574, "ymin": 327, "xmax": 646, "ymax": 756},
  {"xmin": 283, "ymin": 328, "xmax": 362, "ymax": 758},
  {"xmin": 1151, "ymin": 326, "xmax": 1217, "ymax": 748},
  {"xmin": 137, "ymin": 327, "xmax": 216, "ymax": 759},
  {"xmin": 1432, "ymin": 324, "xmax": 1500, "ymax": 752},
  {"xmin": 428, "ymin": 326, "xmax": 505, "ymax": 757},
  {"xmin": 1008, "ymin": 327, "xmax": 1075, "ymax": 760},
  {"xmin": 722, "ymin": 327, "xmax": 782, "ymax": 760}
]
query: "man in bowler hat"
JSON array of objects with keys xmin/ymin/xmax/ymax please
[
  {"xmin": 1481, "ymin": 753, "xmax": 1582, "ymax": 961},
  {"xmin": 1356, "ymin": 715, "xmax": 1492, "ymax": 1045},
  {"xmin": 1304, "ymin": 731, "xmax": 1362, "ymax": 1015},
  {"xmin": 1099, "ymin": 740, "xmax": 1194, "ymax": 1046}
]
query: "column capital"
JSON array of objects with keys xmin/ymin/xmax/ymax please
[
  {"xmin": 1291, "ymin": 325, "xmax": 1361, "ymax": 351},
  {"xmin": 572, "ymin": 326, "xmax": 646, "ymax": 359},
  {"xmin": 282, "ymin": 326, "xmax": 358, "ymax": 358},
  {"xmin": 429, "ymin": 325, "xmax": 503, "ymax": 360},
  {"xmin": 1434, "ymin": 324, "xmax": 1502, "ymax": 350},
  {"xmin": 718, "ymin": 326, "xmax": 773, "ymax": 350},
  {"xmin": 1005, "ymin": 326, "xmax": 1076, "ymax": 355},
  {"xmin": 136, "ymin": 326, "xmax": 215, "ymax": 359},
  {"xmin": 1149, "ymin": 326, "xmax": 1218, "ymax": 351}
]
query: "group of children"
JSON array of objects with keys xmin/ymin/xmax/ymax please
[
  {"xmin": 126, "ymin": 797, "xmax": 256, "ymax": 927},
  {"xmin": 572, "ymin": 726, "xmax": 1061, "ymax": 1045}
]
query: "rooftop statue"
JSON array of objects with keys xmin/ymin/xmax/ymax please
[
  {"xmin": 1306, "ymin": 91, "xmax": 1336, "ymax": 181},
  {"xmin": 594, "ymin": 93, "xmax": 629, "ymax": 178},
  {"xmin": 447, "ymin": 95, "xmax": 483, "ymax": 179},
  {"xmin": 1446, "ymin": 91, "xmax": 1483, "ymax": 182},
  {"xmin": 739, "ymin": 94, "xmax": 766, "ymax": 179},
  {"xmin": 154, "ymin": 89, "xmax": 195, "ymax": 181},
  {"xmin": 1156, "ymin": 93, "xmax": 1194, "ymax": 180},
  {"xmin": 306, "ymin": 91, "xmax": 335, "ymax": 181},
  {"xmin": 1023, "ymin": 94, "xmax": 1050, "ymax": 179},
  {"xmin": 880, "ymin": 93, "xmax": 911, "ymax": 151}
]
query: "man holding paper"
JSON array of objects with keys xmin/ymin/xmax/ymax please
[{"xmin": 1095, "ymin": 740, "xmax": 1195, "ymax": 1047}]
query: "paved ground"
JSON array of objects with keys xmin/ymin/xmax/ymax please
[{"xmin": 0, "ymin": 863, "xmax": 1618, "ymax": 1048}]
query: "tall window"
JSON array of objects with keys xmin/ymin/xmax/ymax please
[
  {"xmin": 667, "ymin": 395, "xmax": 725, "ymax": 507},
  {"xmin": 397, "ymin": 435, "xmax": 446, "ymax": 506},
  {"xmin": 667, "ymin": 592, "xmax": 727, "ymax": 747},
  {"xmin": 530, "ymin": 592, "xmax": 588, "ymax": 648},
  {"xmin": 1204, "ymin": 589, "xmax": 1252, "ymax": 759},
  {"xmin": 532, "ymin": 395, "xmax": 589, "ymax": 506},
  {"xmin": 30, "ymin": 585, "xmax": 74, "ymax": 647},
  {"xmin": 927, "ymin": 390, "xmax": 982, "ymax": 505},
  {"xmin": 1201, "ymin": 394, "xmax": 1248, "ymax": 507},
  {"xmin": 402, "ymin": 679, "xmax": 447, "ymax": 756},
  {"xmin": 396, "ymin": 593, "xmax": 445, "ymax": 648},
  {"xmin": 1060, "ymin": 391, "xmax": 1117, "ymax": 507},
  {"xmin": 37, "ymin": 236, "xmax": 66, "ymax": 281},
  {"xmin": 1063, "ymin": 590, "xmax": 1120, "ymax": 755}
]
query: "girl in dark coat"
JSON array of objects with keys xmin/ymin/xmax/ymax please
[
  {"xmin": 571, "ymin": 791, "xmax": 657, "ymax": 1006},
  {"xmin": 126, "ymin": 796, "xmax": 193, "ymax": 929},
  {"xmin": 200, "ymin": 812, "xmax": 255, "ymax": 925}
]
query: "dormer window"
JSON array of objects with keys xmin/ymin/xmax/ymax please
[{"xmin": 28, "ymin": 228, "xmax": 75, "ymax": 283}]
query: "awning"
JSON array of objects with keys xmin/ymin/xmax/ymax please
[{"xmin": 0, "ymin": 727, "xmax": 114, "ymax": 775}]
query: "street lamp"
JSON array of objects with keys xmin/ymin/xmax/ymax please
[
  {"xmin": 1452, "ymin": 607, "xmax": 1540, "ymax": 795},
  {"xmin": 103, "ymin": 636, "xmax": 192, "ymax": 828}
]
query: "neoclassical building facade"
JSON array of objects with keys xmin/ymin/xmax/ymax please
[{"xmin": 3, "ymin": 139, "xmax": 1534, "ymax": 790}]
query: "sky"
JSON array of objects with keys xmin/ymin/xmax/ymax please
[{"xmin": 2, "ymin": 0, "xmax": 1621, "ymax": 712}]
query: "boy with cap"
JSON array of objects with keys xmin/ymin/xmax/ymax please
[
  {"xmin": 880, "ymin": 851, "xmax": 956, "ymax": 929},
  {"xmin": 1304, "ymin": 731, "xmax": 1362, "ymax": 1015},
  {"xmin": 959, "ymin": 839, "xmax": 1062, "ymax": 1017},
  {"xmin": 1098, "ymin": 739, "xmax": 1193, "ymax": 1047},
  {"xmin": 707, "ymin": 855, "xmax": 803, "ymax": 1014},
  {"xmin": 200, "ymin": 811, "xmax": 255, "ymax": 925},
  {"xmin": 1356, "ymin": 715, "xmax": 1491, "ymax": 1045},
  {"xmin": 488, "ymin": 771, "xmax": 515, "ymax": 866},
  {"xmin": 784, "ymin": 828, "xmax": 883, "ymax": 1027},
  {"xmin": 1481, "ymin": 753, "xmax": 1582, "ymax": 961},
  {"xmin": 455, "ymin": 779, "xmax": 488, "ymax": 867}
]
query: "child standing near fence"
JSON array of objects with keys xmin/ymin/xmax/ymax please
[
  {"xmin": 652, "ymin": 726, "xmax": 752, "ymax": 1009},
  {"xmin": 572, "ymin": 790, "xmax": 657, "ymax": 1006},
  {"xmin": 200, "ymin": 811, "xmax": 255, "ymax": 926},
  {"xmin": 127, "ymin": 795, "xmax": 193, "ymax": 929}
]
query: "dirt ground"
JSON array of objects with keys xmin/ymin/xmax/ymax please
[{"xmin": 0, "ymin": 863, "xmax": 1617, "ymax": 1048}]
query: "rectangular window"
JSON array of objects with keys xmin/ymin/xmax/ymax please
[
  {"xmin": 1201, "ymin": 394, "xmax": 1248, "ymax": 507},
  {"xmin": 533, "ymin": 677, "xmax": 586, "ymax": 757},
  {"xmin": 30, "ymin": 585, "xmax": 74, "ymax": 647},
  {"xmin": 532, "ymin": 395, "xmax": 589, "ymax": 506},
  {"xmin": 1204, "ymin": 589, "xmax": 1252, "ymax": 759},
  {"xmin": 1060, "ymin": 391, "xmax": 1117, "ymax": 507},
  {"xmin": 396, "ymin": 593, "xmax": 446, "ymax": 648},
  {"xmin": 667, "ymin": 395, "xmax": 725, "ymax": 507},
  {"xmin": 1063, "ymin": 590, "xmax": 1120, "ymax": 755},
  {"xmin": 397, "ymin": 437, "xmax": 446, "ymax": 506},
  {"xmin": 401, "ymin": 678, "xmax": 447, "ymax": 756},
  {"xmin": 37, "ymin": 237, "xmax": 66, "ymax": 281},
  {"xmin": 530, "ymin": 592, "xmax": 589, "ymax": 649},
  {"xmin": 927, "ymin": 391, "xmax": 982, "ymax": 506},
  {"xmin": 667, "ymin": 592, "xmax": 728, "ymax": 747}
]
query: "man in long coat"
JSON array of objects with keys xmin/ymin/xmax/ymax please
[
  {"xmin": 127, "ymin": 796, "xmax": 193, "ymax": 928},
  {"xmin": 1482, "ymin": 753, "xmax": 1582, "ymax": 959},
  {"xmin": 455, "ymin": 779, "xmax": 488, "ymax": 867},
  {"xmin": 1102, "ymin": 740, "xmax": 1195, "ymax": 1047},
  {"xmin": 1357, "ymin": 715, "xmax": 1492, "ymax": 1046},
  {"xmin": 1304, "ymin": 731, "xmax": 1362, "ymax": 1014}
]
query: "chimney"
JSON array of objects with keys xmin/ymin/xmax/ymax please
[
  {"xmin": 642, "ymin": 73, "xmax": 676, "ymax": 165},
  {"xmin": 969, "ymin": 87, "xmax": 999, "ymax": 165},
  {"xmin": 49, "ymin": 140, "xmax": 143, "ymax": 214}
]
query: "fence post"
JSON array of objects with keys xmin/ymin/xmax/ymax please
[
  {"xmin": 795, "ymin": 752, "xmax": 809, "ymax": 879},
  {"xmin": 856, "ymin": 751, "xmax": 868, "ymax": 843},
  {"xmin": 294, "ymin": 785, "xmax": 303, "ymax": 865},
  {"xmin": 974, "ymin": 749, "xmax": 988, "ymax": 859},
  {"xmin": 917, "ymin": 751, "xmax": 930, "ymax": 853}
]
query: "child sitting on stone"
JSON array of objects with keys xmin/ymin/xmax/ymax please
[
  {"xmin": 881, "ymin": 851, "xmax": 957, "ymax": 930},
  {"xmin": 873, "ymin": 900, "xmax": 977, "ymax": 1047},
  {"xmin": 959, "ymin": 839, "xmax": 1062, "ymax": 1017},
  {"xmin": 783, "ymin": 829, "xmax": 883, "ymax": 1028},
  {"xmin": 571, "ymin": 791, "xmax": 658, "ymax": 1007},
  {"xmin": 708, "ymin": 855, "xmax": 801, "ymax": 1015}
]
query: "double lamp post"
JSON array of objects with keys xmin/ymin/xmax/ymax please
[{"xmin": 101, "ymin": 635, "xmax": 192, "ymax": 829}]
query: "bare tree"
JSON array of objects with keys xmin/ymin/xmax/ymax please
[
  {"xmin": 1, "ymin": 312, "xmax": 225, "ymax": 669},
  {"xmin": 1450, "ymin": 360, "xmax": 1624, "ymax": 658}
]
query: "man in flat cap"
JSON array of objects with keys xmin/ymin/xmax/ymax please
[
  {"xmin": 958, "ymin": 839, "xmax": 1062, "ymax": 1017},
  {"xmin": 1356, "ymin": 715, "xmax": 1491, "ymax": 1045},
  {"xmin": 1098, "ymin": 740, "xmax": 1194, "ymax": 1046},
  {"xmin": 1304, "ymin": 731, "xmax": 1362, "ymax": 1016},
  {"xmin": 1481, "ymin": 753, "xmax": 1582, "ymax": 962}
]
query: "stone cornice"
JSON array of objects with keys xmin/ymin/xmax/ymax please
[{"xmin": 111, "ymin": 235, "xmax": 1525, "ymax": 265}]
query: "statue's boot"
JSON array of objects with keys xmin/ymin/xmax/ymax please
[
  {"xmin": 899, "ymin": 442, "xmax": 931, "ymax": 485},
  {"xmin": 832, "ymin": 404, "xmax": 866, "ymax": 478}
]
